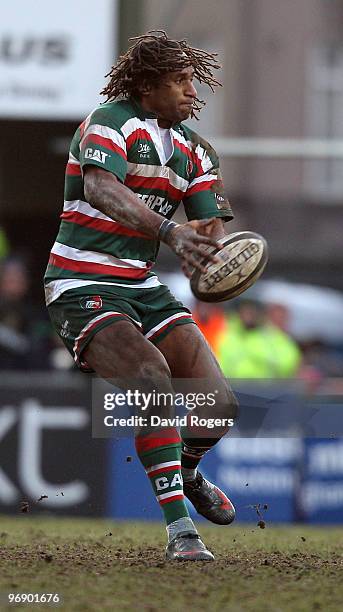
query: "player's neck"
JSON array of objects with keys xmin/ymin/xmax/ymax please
[
  {"xmin": 139, "ymin": 98, "xmax": 173, "ymax": 129},
  {"xmin": 157, "ymin": 118, "xmax": 173, "ymax": 128}
]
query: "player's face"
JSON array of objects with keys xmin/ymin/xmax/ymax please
[{"xmin": 142, "ymin": 66, "xmax": 197, "ymax": 126}]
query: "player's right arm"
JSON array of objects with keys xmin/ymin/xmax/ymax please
[{"xmin": 83, "ymin": 165, "xmax": 220, "ymax": 276}]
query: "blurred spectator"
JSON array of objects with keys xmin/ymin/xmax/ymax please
[
  {"xmin": 299, "ymin": 339, "xmax": 343, "ymax": 379},
  {"xmin": 0, "ymin": 256, "xmax": 53, "ymax": 369},
  {"xmin": 217, "ymin": 299, "xmax": 301, "ymax": 378},
  {"xmin": 192, "ymin": 301, "xmax": 227, "ymax": 355},
  {"xmin": 265, "ymin": 302, "xmax": 291, "ymax": 333}
]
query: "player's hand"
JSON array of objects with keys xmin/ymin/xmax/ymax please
[{"xmin": 165, "ymin": 219, "xmax": 221, "ymax": 278}]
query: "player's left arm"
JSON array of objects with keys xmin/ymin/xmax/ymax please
[
  {"xmin": 182, "ymin": 132, "xmax": 233, "ymax": 239},
  {"xmin": 181, "ymin": 132, "xmax": 232, "ymax": 275}
]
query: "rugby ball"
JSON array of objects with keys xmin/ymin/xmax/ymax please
[{"xmin": 190, "ymin": 231, "xmax": 268, "ymax": 302}]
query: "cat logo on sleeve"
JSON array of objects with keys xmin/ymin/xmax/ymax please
[{"xmin": 84, "ymin": 148, "xmax": 109, "ymax": 164}]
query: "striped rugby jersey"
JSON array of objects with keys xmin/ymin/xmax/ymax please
[{"xmin": 44, "ymin": 98, "xmax": 233, "ymax": 305}]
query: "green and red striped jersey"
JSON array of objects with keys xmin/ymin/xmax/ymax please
[{"xmin": 44, "ymin": 98, "xmax": 233, "ymax": 305}]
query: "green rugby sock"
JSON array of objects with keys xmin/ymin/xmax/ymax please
[{"xmin": 135, "ymin": 427, "xmax": 194, "ymax": 526}]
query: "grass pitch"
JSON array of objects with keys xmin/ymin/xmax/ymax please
[{"xmin": 0, "ymin": 517, "xmax": 342, "ymax": 612}]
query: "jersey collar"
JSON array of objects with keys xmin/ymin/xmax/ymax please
[{"xmin": 130, "ymin": 97, "xmax": 182, "ymax": 129}]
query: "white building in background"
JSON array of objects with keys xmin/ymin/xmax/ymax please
[
  {"xmin": 142, "ymin": 0, "xmax": 343, "ymax": 200},
  {"xmin": 140, "ymin": 0, "xmax": 343, "ymax": 287}
]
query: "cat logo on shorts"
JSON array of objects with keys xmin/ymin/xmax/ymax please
[{"xmin": 80, "ymin": 296, "xmax": 103, "ymax": 310}]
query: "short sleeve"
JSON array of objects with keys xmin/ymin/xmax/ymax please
[
  {"xmin": 182, "ymin": 131, "xmax": 233, "ymax": 222},
  {"xmin": 79, "ymin": 107, "xmax": 128, "ymax": 183}
]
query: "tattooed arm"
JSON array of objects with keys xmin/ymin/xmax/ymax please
[{"xmin": 83, "ymin": 166, "xmax": 220, "ymax": 275}]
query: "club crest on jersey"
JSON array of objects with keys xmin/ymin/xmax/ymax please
[
  {"xmin": 80, "ymin": 296, "xmax": 103, "ymax": 310},
  {"xmin": 186, "ymin": 160, "xmax": 193, "ymax": 176}
]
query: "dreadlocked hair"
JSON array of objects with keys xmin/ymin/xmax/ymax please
[{"xmin": 101, "ymin": 30, "xmax": 222, "ymax": 119}]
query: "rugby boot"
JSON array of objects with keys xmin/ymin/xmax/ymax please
[
  {"xmin": 166, "ymin": 532, "xmax": 214, "ymax": 561},
  {"xmin": 183, "ymin": 471, "xmax": 235, "ymax": 525}
]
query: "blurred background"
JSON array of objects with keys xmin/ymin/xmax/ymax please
[{"xmin": 1, "ymin": 0, "xmax": 343, "ymax": 525}]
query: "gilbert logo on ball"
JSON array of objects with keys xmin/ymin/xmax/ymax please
[{"xmin": 190, "ymin": 231, "xmax": 268, "ymax": 302}]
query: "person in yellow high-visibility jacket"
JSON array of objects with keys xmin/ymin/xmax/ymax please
[
  {"xmin": 217, "ymin": 299, "xmax": 301, "ymax": 379},
  {"xmin": 0, "ymin": 226, "xmax": 9, "ymax": 260}
]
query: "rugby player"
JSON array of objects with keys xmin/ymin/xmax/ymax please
[{"xmin": 45, "ymin": 31, "xmax": 238, "ymax": 561}]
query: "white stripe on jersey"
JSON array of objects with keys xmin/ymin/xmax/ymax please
[
  {"xmin": 80, "ymin": 123, "xmax": 126, "ymax": 155},
  {"xmin": 171, "ymin": 128, "xmax": 215, "ymax": 174},
  {"xmin": 51, "ymin": 242, "xmax": 149, "ymax": 269},
  {"xmin": 68, "ymin": 152, "xmax": 80, "ymax": 165},
  {"xmin": 121, "ymin": 117, "xmax": 148, "ymax": 139},
  {"xmin": 44, "ymin": 276, "xmax": 161, "ymax": 306},
  {"xmin": 126, "ymin": 163, "xmax": 188, "ymax": 193},
  {"xmin": 188, "ymin": 173, "xmax": 217, "ymax": 190},
  {"xmin": 170, "ymin": 128, "xmax": 192, "ymax": 150},
  {"xmin": 194, "ymin": 143, "xmax": 213, "ymax": 172},
  {"xmin": 63, "ymin": 199, "xmax": 119, "ymax": 223}
]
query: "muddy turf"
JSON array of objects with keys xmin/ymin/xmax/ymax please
[{"xmin": 0, "ymin": 518, "xmax": 342, "ymax": 611}]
